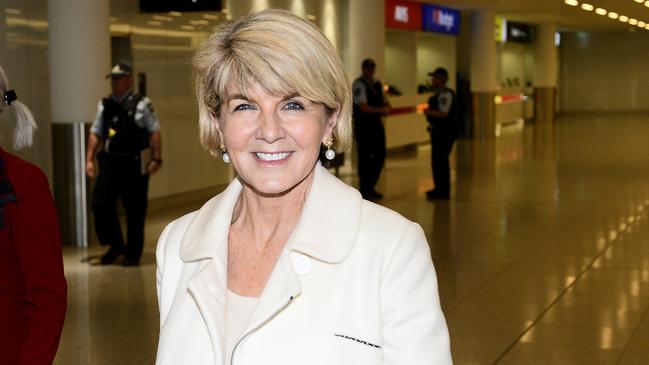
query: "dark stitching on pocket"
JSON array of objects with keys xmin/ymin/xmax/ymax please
[{"xmin": 334, "ymin": 333, "xmax": 381, "ymax": 349}]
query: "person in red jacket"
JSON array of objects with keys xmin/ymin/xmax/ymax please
[{"xmin": 0, "ymin": 66, "xmax": 67, "ymax": 365}]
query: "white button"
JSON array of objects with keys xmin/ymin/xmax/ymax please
[{"xmin": 292, "ymin": 255, "xmax": 312, "ymax": 275}]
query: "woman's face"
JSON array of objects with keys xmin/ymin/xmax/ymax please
[{"xmin": 216, "ymin": 83, "xmax": 336, "ymax": 196}]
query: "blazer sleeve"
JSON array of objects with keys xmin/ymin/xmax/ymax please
[
  {"xmin": 10, "ymin": 166, "xmax": 67, "ymax": 365},
  {"xmin": 380, "ymin": 222, "xmax": 452, "ymax": 365},
  {"xmin": 156, "ymin": 212, "xmax": 194, "ymax": 331},
  {"xmin": 156, "ymin": 221, "xmax": 174, "ymax": 330}
]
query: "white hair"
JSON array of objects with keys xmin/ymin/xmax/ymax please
[{"xmin": 0, "ymin": 65, "xmax": 37, "ymax": 150}]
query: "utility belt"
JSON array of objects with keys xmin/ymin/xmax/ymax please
[
  {"xmin": 97, "ymin": 151, "xmax": 141, "ymax": 163},
  {"xmin": 97, "ymin": 149, "xmax": 151, "ymax": 177}
]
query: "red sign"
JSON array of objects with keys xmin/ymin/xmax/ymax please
[{"xmin": 385, "ymin": 0, "xmax": 422, "ymax": 31}]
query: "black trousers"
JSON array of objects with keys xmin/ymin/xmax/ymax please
[
  {"xmin": 430, "ymin": 130, "xmax": 455, "ymax": 194},
  {"xmin": 355, "ymin": 118, "xmax": 386, "ymax": 194},
  {"xmin": 92, "ymin": 153, "xmax": 149, "ymax": 261}
]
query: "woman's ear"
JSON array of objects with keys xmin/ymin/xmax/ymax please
[
  {"xmin": 323, "ymin": 105, "xmax": 340, "ymax": 142},
  {"xmin": 210, "ymin": 112, "xmax": 224, "ymax": 140}
]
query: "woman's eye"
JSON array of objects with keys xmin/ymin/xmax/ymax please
[
  {"xmin": 234, "ymin": 103, "xmax": 255, "ymax": 111},
  {"xmin": 284, "ymin": 101, "xmax": 304, "ymax": 110}
]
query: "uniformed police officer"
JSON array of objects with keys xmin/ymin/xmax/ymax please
[
  {"xmin": 352, "ymin": 58, "xmax": 391, "ymax": 200},
  {"xmin": 86, "ymin": 61, "xmax": 162, "ymax": 266},
  {"xmin": 425, "ymin": 67, "xmax": 456, "ymax": 200}
]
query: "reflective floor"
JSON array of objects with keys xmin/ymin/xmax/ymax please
[{"xmin": 56, "ymin": 112, "xmax": 649, "ymax": 364}]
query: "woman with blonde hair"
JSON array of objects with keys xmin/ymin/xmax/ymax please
[
  {"xmin": 155, "ymin": 9, "xmax": 451, "ymax": 365},
  {"xmin": 0, "ymin": 65, "xmax": 67, "ymax": 365}
]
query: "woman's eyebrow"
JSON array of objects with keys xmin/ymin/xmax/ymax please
[
  {"xmin": 283, "ymin": 92, "xmax": 300, "ymax": 100},
  {"xmin": 225, "ymin": 94, "xmax": 250, "ymax": 103}
]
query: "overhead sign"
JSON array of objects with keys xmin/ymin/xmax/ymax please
[
  {"xmin": 385, "ymin": 0, "xmax": 422, "ymax": 31},
  {"xmin": 506, "ymin": 21, "xmax": 533, "ymax": 43},
  {"xmin": 422, "ymin": 4, "xmax": 460, "ymax": 35}
]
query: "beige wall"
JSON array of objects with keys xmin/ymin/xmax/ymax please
[
  {"xmin": 560, "ymin": 31, "xmax": 649, "ymax": 111},
  {"xmin": 385, "ymin": 30, "xmax": 417, "ymax": 95},
  {"xmin": 416, "ymin": 32, "xmax": 457, "ymax": 91},
  {"xmin": 385, "ymin": 29, "xmax": 458, "ymax": 94},
  {"xmin": 0, "ymin": 0, "xmax": 52, "ymax": 179},
  {"xmin": 497, "ymin": 42, "xmax": 533, "ymax": 91}
]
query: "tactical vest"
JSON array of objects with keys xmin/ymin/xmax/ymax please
[
  {"xmin": 101, "ymin": 92, "xmax": 150, "ymax": 155},
  {"xmin": 427, "ymin": 87, "xmax": 457, "ymax": 130},
  {"xmin": 353, "ymin": 77, "xmax": 385, "ymax": 124}
]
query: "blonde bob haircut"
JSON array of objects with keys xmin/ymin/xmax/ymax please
[{"xmin": 193, "ymin": 8, "xmax": 352, "ymax": 156}]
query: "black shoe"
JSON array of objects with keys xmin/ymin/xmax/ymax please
[
  {"xmin": 121, "ymin": 257, "xmax": 140, "ymax": 267},
  {"xmin": 426, "ymin": 189, "xmax": 450, "ymax": 200},
  {"xmin": 100, "ymin": 247, "xmax": 124, "ymax": 265}
]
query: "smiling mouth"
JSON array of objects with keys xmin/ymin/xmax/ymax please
[{"xmin": 256, "ymin": 152, "xmax": 291, "ymax": 161}]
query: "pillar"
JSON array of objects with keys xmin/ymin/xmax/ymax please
[
  {"xmin": 533, "ymin": 23, "xmax": 558, "ymax": 123},
  {"xmin": 470, "ymin": 10, "xmax": 497, "ymax": 140},
  {"xmin": 318, "ymin": 0, "xmax": 342, "ymax": 54},
  {"xmin": 48, "ymin": 0, "xmax": 111, "ymax": 246},
  {"xmin": 346, "ymin": 0, "xmax": 385, "ymax": 80}
]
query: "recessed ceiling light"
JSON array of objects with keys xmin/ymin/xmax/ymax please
[
  {"xmin": 203, "ymin": 14, "xmax": 219, "ymax": 20},
  {"xmin": 635, "ymin": 0, "xmax": 644, "ymax": 3},
  {"xmin": 147, "ymin": 20, "xmax": 162, "ymax": 26},
  {"xmin": 564, "ymin": 0, "xmax": 579, "ymax": 5},
  {"xmin": 168, "ymin": 11, "xmax": 182, "ymax": 16},
  {"xmin": 595, "ymin": 8, "xmax": 607, "ymax": 15},
  {"xmin": 581, "ymin": 3, "xmax": 594, "ymax": 11},
  {"xmin": 608, "ymin": 12, "xmax": 619, "ymax": 19},
  {"xmin": 629, "ymin": 18, "xmax": 638, "ymax": 25},
  {"xmin": 619, "ymin": 15, "xmax": 629, "ymax": 22},
  {"xmin": 189, "ymin": 20, "xmax": 209, "ymax": 25},
  {"xmin": 181, "ymin": 25, "xmax": 195, "ymax": 30},
  {"xmin": 645, "ymin": 24, "xmax": 649, "ymax": 29},
  {"xmin": 645, "ymin": 1, "xmax": 649, "ymax": 7},
  {"xmin": 638, "ymin": 21, "xmax": 646, "ymax": 27}
]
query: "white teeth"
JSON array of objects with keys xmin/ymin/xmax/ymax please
[{"xmin": 256, "ymin": 152, "xmax": 290, "ymax": 161}]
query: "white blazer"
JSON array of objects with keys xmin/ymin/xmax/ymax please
[{"xmin": 156, "ymin": 164, "xmax": 452, "ymax": 365}]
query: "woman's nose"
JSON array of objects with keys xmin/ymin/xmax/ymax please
[{"xmin": 256, "ymin": 110, "xmax": 283, "ymax": 143}]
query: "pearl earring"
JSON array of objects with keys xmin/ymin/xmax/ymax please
[
  {"xmin": 219, "ymin": 143, "xmax": 230, "ymax": 164},
  {"xmin": 324, "ymin": 138, "xmax": 335, "ymax": 160}
]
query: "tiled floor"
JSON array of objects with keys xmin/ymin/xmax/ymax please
[{"xmin": 56, "ymin": 112, "xmax": 649, "ymax": 364}]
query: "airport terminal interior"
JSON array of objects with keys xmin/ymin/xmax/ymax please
[{"xmin": 3, "ymin": 0, "xmax": 649, "ymax": 364}]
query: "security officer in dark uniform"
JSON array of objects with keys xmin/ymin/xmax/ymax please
[
  {"xmin": 86, "ymin": 61, "xmax": 162, "ymax": 266},
  {"xmin": 425, "ymin": 67, "xmax": 456, "ymax": 200},
  {"xmin": 352, "ymin": 58, "xmax": 391, "ymax": 200}
]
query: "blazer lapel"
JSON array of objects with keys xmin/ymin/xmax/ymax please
[
  {"xmin": 180, "ymin": 178, "xmax": 243, "ymax": 364},
  {"xmin": 187, "ymin": 260, "xmax": 227, "ymax": 363},
  {"xmin": 245, "ymin": 252, "xmax": 301, "ymax": 333}
]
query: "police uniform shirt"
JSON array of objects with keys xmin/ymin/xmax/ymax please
[
  {"xmin": 89, "ymin": 92, "xmax": 160, "ymax": 136},
  {"xmin": 352, "ymin": 78, "xmax": 370, "ymax": 105}
]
